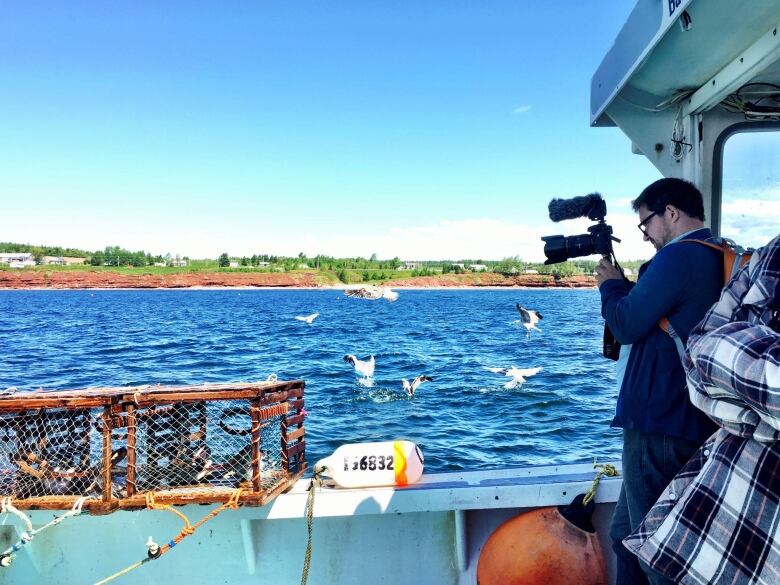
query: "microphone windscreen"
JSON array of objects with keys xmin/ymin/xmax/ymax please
[{"xmin": 548, "ymin": 193, "xmax": 603, "ymax": 222}]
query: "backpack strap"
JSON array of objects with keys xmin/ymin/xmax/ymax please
[
  {"xmin": 658, "ymin": 317, "xmax": 687, "ymax": 360},
  {"xmin": 656, "ymin": 238, "xmax": 729, "ymax": 360}
]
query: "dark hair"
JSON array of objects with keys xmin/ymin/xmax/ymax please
[{"xmin": 631, "ymin": 178, "xmax": 705, "ymax": 221}]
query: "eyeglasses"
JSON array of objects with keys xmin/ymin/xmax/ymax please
[{"xmin": 637, "ymin": 211, "xmax": 659, "ymax": 234}]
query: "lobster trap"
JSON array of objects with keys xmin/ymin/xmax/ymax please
[{"xmin": 0, "ymin": 380, "xmax": 306, "ymax": 513}]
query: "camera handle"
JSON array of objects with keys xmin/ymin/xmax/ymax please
[{"xmin": 602, "ymin": 246, "xmax": 627, "ymax": 283}]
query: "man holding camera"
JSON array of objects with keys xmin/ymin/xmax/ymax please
[{"xmin": 595, "ymin": 178, "xmax": 722, "ymax": 585}]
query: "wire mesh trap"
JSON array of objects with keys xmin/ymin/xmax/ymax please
[{"xmin": 0, "ymin": 380, "xmax": 306, "ymax": 513}]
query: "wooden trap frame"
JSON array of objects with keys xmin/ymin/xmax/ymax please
[{"xmin": 0, "ymin": 380, "xmax": 306, "ymax": 513}]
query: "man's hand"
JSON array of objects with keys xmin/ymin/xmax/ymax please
[{"xmin": 595, "ymin": 258, "xmax": 623, "ymax": 287}]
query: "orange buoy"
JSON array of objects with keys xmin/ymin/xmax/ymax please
[{"xmin": 476, "ymin": 505, "xmax": 607, "ymax": 585}]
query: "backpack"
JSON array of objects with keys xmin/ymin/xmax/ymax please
[{"xmin": 659, "ymin": 237, "xmax": 753, "ymax": 358}]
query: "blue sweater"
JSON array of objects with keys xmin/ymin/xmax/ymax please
[{"xmin": 599, "ymin": 228, "xmax": 721, "ymax": 442}]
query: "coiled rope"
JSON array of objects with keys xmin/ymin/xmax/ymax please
[
  {"xmin": 0, "ymin": 496, "xmax": 90, "ymax": 567},
  {"xmin": 93, "ymin": 489, "xmax": 242, "ymax": 585},
  {"xmin": 582, "ymin": 461, "xmax": 619, "ymax": 506}
]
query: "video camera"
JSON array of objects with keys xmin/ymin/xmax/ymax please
[
  {"xmin": 541, "ymin": 193, "xmax": 621, "ymax": 264},
  {"xmin": 541, "ymin": 193, "xmax": 625, "ymax": 361}
]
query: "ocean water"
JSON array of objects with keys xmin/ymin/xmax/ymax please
[{"xmin": 0, "ymin": 288, "xmax": 621, "ymax": 473}]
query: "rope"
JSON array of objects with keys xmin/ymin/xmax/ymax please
[
  {"xmin": 144, "ymin": 492, "xmax": 193, "ymax": 537},
  {"xmin": 92, "ymin": 489, "xmax": 242, "ymax": 585},
  {"xmin": 582, "ymin": 461, "xmax": 619, "ymax": 507},
  {"xmin": 300, "ymin": 473, "xmax": 322, "ymax": 585},
  {"xmin": 0, "ymin": 496, "xmax": 90, "ymax": 567}
]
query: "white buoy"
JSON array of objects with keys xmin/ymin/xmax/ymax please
[{"xmin": 314, "ymin": 440, "xmax": 424, "ymax": 488}]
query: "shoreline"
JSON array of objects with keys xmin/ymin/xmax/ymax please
[
  {"xmin": 0, "ymin": 284, "xmax": 598, "ymax": 291},
  {"xmin": 0, "ymin": 269, "xmax": 597, "ymax": 291}
]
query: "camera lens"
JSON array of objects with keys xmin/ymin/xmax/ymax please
[{"xmin": 541, "ymin": 234, "xmax": 595, "ymax": 264}]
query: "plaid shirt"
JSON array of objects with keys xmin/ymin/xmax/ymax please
[{"xmin": 624, "ymin": 234, "xmax": 780, "ymax": 584}]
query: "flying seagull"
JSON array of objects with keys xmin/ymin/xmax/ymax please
[
  {"xmin": 343, "ymin": 354, "xmax": 376, "ymax": 377},
  {"xmin": 486, "ymin": 366, "xmax": 543, "ymax": 389},
  {"xmin": 345, "ymin": 286, "xmax": 399, "ymax": 302},
  {"xmin": 516, "ymin": 304, "xmax": 543, "ymax": 332},
  {"xmin": 294, "ymin": 312, "xmax": 319, "ymax": 324},
  {"xmin": 402, "ymin": 375, "xmax": 432, "ymax": 397}
]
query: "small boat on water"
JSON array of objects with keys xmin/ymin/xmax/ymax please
[{"xmin": 5, "ymin": 1, "xmax": 780, "ymax": 582}]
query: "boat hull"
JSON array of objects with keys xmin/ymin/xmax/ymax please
[{"xmin": 3, "ymin": 462, "xmax": 620, "ymax": 584}]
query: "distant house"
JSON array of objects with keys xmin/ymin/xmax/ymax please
[
  {"xmin": 257, "ymin": 261, "xmax": 270, "ymax": 268},
  {"xmin": 523, "ymin": 269, "xmax": 539, "ymax": 275},
  {"xmin": 297, "ymin": 263, "xmax": 310, "ymax": 269},
  {"xmin": 41, "ymin": 255, "xmax": 86, "ymax": 266},
  {"xmin": 470, "ymin": 264, "xmax": 488, "ymax": 272},
  {"xmin": 452, "ymin": 263, "xmax": 466, "ymax": 270},
  {"xmin": 0, "ymin": 253, "xmax": 35, "ymax": 268},
  {"xmin": 153, "ymin": 262, "xmax": 167, "ymax": 267},
  {"xmin": 171, "ymin": 259, "xmax": 188, "ymax": 267},
  {"xmin": 229, "ymin": 261, "xmax": 239, "ymax": 268},
  {"xmin": 401, "ymin": 261, "xmax": 422, "ymax": 270}
]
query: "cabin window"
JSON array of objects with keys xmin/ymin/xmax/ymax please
[{"xmin": 721, "ymin": 130, "xmax": 780, "ymax": 249}]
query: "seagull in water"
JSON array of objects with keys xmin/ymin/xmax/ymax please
[
  {"xmin": 486, "ymin": 366, "xmax": 542, "ymax": 389},
  {"xmin": 294, "ymin": 312, "xmax": 319, "ymax": 324},
  {"xmin": 344, "ymin": 354, "xmax": 376, "ymax": 378},
  {"xmin": 516, "ymin": 304, "xmax": 543, "ymax": 333},
  {"xmin": 344, "ymin": 286, "xmax": 399, "ymax": 302},
  {"xmin": 402, "ymin": 375, "xmax": 432, "ymax": 398}
]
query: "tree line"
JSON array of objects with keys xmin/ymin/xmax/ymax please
[{"xmin": 1, "ymin": 241, "xmax": 647, "ymax": 274}]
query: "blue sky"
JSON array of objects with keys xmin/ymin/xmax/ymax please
[{"xmin": 0, "ymin": 2, "xmax": 662, "ymax": 261}]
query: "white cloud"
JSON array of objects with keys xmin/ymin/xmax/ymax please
[
  {"xmin": 512, "ymin": 105, "xmax": 532, "ymax": 115},
  {"xmin": 274, "ymin": 215, "xmax": 654, "ymax": 262},
  {"xmin": 0, "ymin": 212, "xmax": 657, "ymax": 262},
  {"xmin": 721, "ymin": 198, "xmax": 780, "ymax": 249}
]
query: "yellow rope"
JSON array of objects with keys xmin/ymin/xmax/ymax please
[
  {"xmin": 300, "ymin": 474, "xmax": 321, "ymax": 585},
  {"xmin": 145, "ymin": 492, "xmax": 193, "ymax": 534},
  {"xmin": 92, "ymin": 489, "xmax": 243, "ymax": 585},
  {"xmin": 93, "ymin": 560, "xmax": 148, "ymax": 585},
  {"xmin": 582, "ymin": 461, "xmax": 619, "ymax": 506}
]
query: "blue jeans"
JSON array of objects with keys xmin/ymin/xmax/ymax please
[{"xmin": 610, "ymin": 429, "xmax": 701, "ymax": 585}]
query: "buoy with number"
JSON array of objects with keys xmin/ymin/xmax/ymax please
[{"xmin": 314, "ymin": 440, "xmax": 424, "ymax": 488}]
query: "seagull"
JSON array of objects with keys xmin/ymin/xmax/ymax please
[
  {"xmin": 516, "ymin": 304, "xmax": 543, "ymax": 332},
  {"xmin": 402, "ymin": 375, "xmax": 432, "ymax": 397},
  {"xmin": 343, "ymin": 354, "xmax": 376, "ymax": 377},
  {"xmin": 345, "ymin": 286, "xmax": 399, "ymax": 302},
  {"xmin": 486, "ymin": 366, "xmax": 543, "ymax": 389},
  {"xmin": 294, "ymin": 312, "xmax": 319, "ymax": 324}
]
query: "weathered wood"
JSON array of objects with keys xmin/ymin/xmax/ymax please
[
  {"xmin": 286, "ymin": 440, "xmax": 305, "ymax": 459},
  {"xmin": 284, "ymin": 426, "xmax": 306, "ymax": 444},
  {"xmin": 0, "ymin": 381, "xmax": 304, "ymax": 412},
  {"xmin": 8, "ymin": 496, "xmax": 118, "ymax": 515},
  {"xmin": 250, "ymin": 399, "xmax": 263, "ymax": 493},
  {"xmin": 117, "ymin": 386, "xmax": 303, "ymax": 407},
  {"xmin": 285, "ymin": 413, "xmax": 306, "ymax": 427},
  {"xmin": 126, "ymin": 404, "xmax": 137, "ymax": 497},
  {"xmin": 101, "ymin": 407, "xmax": 112, "ymax": 503}
]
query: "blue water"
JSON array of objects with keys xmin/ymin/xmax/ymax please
[{"xmin": 0, "ymin": 289, "xmax": 621, "ymax": 473}]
